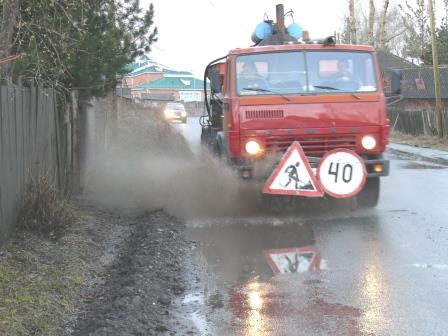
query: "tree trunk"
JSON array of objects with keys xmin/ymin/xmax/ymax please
[
  {"xmin": 349, "ymin": 0, "xmax": 357, "ymax": 44},
  {"xmin": 0, "ymin": 0, "xmax": 19, "ymax": 76},
  {"xmin": 368, "ymin": 0, "xmax": 375, "ymax": 46},
  {"xmin": 379, "ymin": 0, "xmax": 390, "ymax": 49}
]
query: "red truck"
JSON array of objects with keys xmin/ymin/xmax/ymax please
[{"xmin": 201, "ymin": 4, "xmax": 390, "ymax": 207}]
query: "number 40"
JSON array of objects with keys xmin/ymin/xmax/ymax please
[{"xmin": 328, "ymin": 162, "xmax": 353, "ymax": 183}]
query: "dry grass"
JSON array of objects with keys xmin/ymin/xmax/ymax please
[
  {"xmin": 0, "ymin": 178, "xmax": 93, "ymax": 335},
  {"xmin": 0, "ymin": 216, "xmax": 95, "ymax": 336},
  {"xmin": 391, "ymin": 131, "xmax": 448, "ymax": 151},
  {"xmin": 17, "ymin": 176, "xmax": 76, "ymax": 238}
]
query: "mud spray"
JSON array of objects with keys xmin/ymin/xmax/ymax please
[{"xmin": 81, "ymin": 100, "xmax": 265, "ymax": 219}]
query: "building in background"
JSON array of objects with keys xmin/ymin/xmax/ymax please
[{"xmin": 121, "ymin": 56, "xmax": 208, "ymax": 104}]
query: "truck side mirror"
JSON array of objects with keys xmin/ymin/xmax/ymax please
[
  {"xmin": 210, "ymin": 68, "xmax": 222, "ymax": 93},
  {"xmin": 390, "ymin": 69, "xmax": 402, "ymax": 94}
]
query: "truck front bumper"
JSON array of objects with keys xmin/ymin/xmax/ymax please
[{"xmin": 233, "ymin": 156, "xmax": 389, "ymax": 180}]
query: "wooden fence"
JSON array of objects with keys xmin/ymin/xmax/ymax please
[
  {"xmin": 388, "ymin": 107, "xmax": 448, "ymax": 137},
  {"xmin": 0, "ymin": 82, "xmax": 77, "ymax": 244}
]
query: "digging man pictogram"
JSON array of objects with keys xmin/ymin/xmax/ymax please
[
  {"xmin": 282, "ymin": 161, "xmax": 314, "ymax": 190},
  {"xmin": 283, "ymin": 162, "xmax": 301, "ymax": 189}
]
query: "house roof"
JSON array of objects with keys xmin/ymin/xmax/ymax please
[
  {"xmin": 125, "ymin": 63, "xmax": 193, "ymax": 78},
  {"xmin": 377, "ymin": 50, "xmax": 416, "ymax": 70},
  {"xmin": 133, "ymin": 77, "xmax": 207, "ymax": 90}
]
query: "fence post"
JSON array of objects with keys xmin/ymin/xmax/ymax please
[{"xmin": 70, "ymin": 90, "xmax": 80, "ymax": 190}]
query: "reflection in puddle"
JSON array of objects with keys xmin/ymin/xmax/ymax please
[
  {"xmin": 246, "ymin": 282, "xmax": 266, "ymax": 336},
  {"xmin": 359, "ymin": 260, "xmax": 391, "ymax": 334},
  {"xmin": 264, "ymin": 246, "xmax": 321, "ymax": 274},
  {"xmin": 187, "ymin": 215, "xmax": 389, "ymax": 335},
  {"xmin": 187, "ymin": 219, "xmax": 317, "ymax": 283}
]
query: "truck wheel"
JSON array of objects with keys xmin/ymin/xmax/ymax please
[{"xmin": 357, "ymin": 177, "xmax": 380, "ymax": 208}]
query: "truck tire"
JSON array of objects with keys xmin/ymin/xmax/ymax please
[{"xmin": 357, "ymin": 177, "xmax": 380, "ymax": 208}]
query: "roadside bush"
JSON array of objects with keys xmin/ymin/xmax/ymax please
[{"xmin": 18, "ymin": 176, "xmax": 76, "ymax": 238}]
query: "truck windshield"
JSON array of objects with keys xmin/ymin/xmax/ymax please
[{"xmin": 236, "ymin": 51, "xmax": 377, "ymax": 96}]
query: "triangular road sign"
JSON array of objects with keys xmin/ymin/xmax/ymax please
[
  {"xmin": 263, "ymin": 246, "xmax": 321, "ymax": 274},
  {"xmin": 263, "ymin": 141, "xmax": 323, "ymax": 197}
]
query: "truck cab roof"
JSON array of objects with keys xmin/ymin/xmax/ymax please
[{"xmin": 228, "ymin": 43, "xmax": 376, "ymax": 56}]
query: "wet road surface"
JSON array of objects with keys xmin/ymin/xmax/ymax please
[{"xmin": 173, "ymin": 117, "xmax": 448, "ymax": 335}]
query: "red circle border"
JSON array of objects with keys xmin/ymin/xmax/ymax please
[{"xmin": 317, "ymin": 148, "xmax": 367, "ymax": 199}]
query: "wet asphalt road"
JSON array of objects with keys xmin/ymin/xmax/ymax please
[{"xmin": 173, "ymin": 117, "xmax": 448, "ymax": 335}]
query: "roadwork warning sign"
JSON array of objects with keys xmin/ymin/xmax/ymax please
[{"xmin": 263, "ymin": 141, "xmax": 323, "ymax": 197}]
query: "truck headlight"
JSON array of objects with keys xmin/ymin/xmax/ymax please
[
  {"xmin": 245, "ymin": 140, "xmax": 262, "ymax": 155},
  {"xmin": 361, "ymin": 135, "xmax": 377, "ymax": 150}
]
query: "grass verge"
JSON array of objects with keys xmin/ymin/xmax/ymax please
[{"xmin": 391, "ymin": 131, "xmax": 448, "ymax": 152}]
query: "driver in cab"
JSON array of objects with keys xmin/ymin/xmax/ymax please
[
  {"xmin": 330, "ymin": 59, "xmax": 361, "ymax": 90},
  {"xmin": 238, "ymin": 62, "xmax": 268, "ymax": 92}
]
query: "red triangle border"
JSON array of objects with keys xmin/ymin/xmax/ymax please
[{"xmin": 263, "ymin": 141, "xmax": 324, "ymax": 197}]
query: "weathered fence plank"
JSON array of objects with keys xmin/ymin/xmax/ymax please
[{"xmin": 0, "ymin": 82, "xmax": 73, "ymax": 245}]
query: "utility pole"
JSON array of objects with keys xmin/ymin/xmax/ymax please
[{"xmin": 429, "ymin": 0, "xmax": 445, "ymax": 138}]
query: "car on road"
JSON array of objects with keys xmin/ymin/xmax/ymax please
[{"xmin": 162, "ymin": 102, "xmax": 187, "ymax": 123}]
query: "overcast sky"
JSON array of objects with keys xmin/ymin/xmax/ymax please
[{"xmin": 141, "ymin": 0, "xmax": 445, "ymax": 78}]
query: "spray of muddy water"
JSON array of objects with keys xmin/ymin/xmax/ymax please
[{"xmin": 82, "ymin": 101, "xmax": 263, "ymax": 218}]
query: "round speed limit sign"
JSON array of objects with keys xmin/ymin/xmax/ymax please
[{"xmin": 317, "ymin": 149, "xmax": 367, "ymax": 198}]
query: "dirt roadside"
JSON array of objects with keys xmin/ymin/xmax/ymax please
[
  {"xmin": 66, "ymin": 209, "xmax": 192, "ymax": 336},
  {"xmin": 0, "ymin": 101, "xmax": 214, "ymax": 335}
]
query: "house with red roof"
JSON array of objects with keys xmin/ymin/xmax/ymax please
[{"xmin": 122, "ymin": 57, "xmax": 208, "ymax": 103}]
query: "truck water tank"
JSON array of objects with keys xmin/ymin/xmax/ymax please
[
  {"xmin": 251, "ymin": 22, "xmax": 273, "ymax": 44},
  {"xmin": 287, "ymin": 23, "xmax": 303, "ymax": 40}
]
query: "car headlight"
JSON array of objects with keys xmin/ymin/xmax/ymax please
[
  {"xmin": 361, "ymin": 135, "xmax": 377, "ymax": 150},
  {"xmin": 245, "ymin": 140, "xmax": 262, "ymax": 155},
  {"xmin": 164, "ymin": 109, "xmax": 173, "ymax": 117}
]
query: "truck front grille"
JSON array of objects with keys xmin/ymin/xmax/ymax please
[
  {"xmin": 265, "ymin": 135, "xmax": 356, "ymax": 157},
  {"xmin": 245, "ymin": 109, "xmax": 284, "ymax": 119}
]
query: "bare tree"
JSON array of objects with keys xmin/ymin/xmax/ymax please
[
  {"xmin": 349, "ymin": 0, "xmax": 357, "ymax": 44},
  {"xmin": 379, "ymin": 0, "xmax": 390, "ymax": 49},
  {"xmin": 368, "ymin": 0, "xmax": 375, "ymax": 45},
  {"xmin": 343, "ymin": 2, "xmax": 407, "ymax": 53},
  {"xmin": 0, "ymin": 0, "xmax": 19, "ymax": 57},
  {"xmin": 0, "ymin": 0, "xmax": 19, "ymax": 75},
  {"xmin": 400, "ymin": 0, "xmax": 430, "ymax": 61},
  {"xmin": 443, "ymin": 0, "xmax": 448, "ymax": 27}
]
